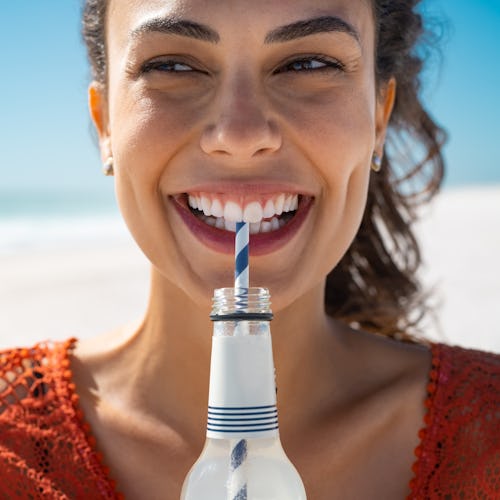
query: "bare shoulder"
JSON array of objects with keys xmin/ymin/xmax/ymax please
[
  {"xmin": 338, "ymin": 323, "xmax": 432, "ymax": 393},
  {"xmin": 69, "ymin": 325, "xmax": 139, "ymax": 411},
  {"xmin": 328, "ymin": 322, "xmax": 434, "ymax": 445},
  {"xmin": 294, "ymin": 323, "xmax": 434, "ymax": 498},
  {"xmin": 71, "ymin": 323, "xmax": 138, "ymax": 372}
]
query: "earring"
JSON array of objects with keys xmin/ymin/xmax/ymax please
[
  {"xmin": 371, "ymin": 153, "xmax": 382, "ymax": 172},
  {"xmin": 102, "ymin": 157, "xmax": 114, "ymax": 176}
]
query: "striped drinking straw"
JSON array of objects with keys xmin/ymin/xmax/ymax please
[
  {"xmin": 228, "ymin": 221, "xmax": 249, "ymax": 500},
  {"xmin": 234, "ymin": 221, "xmax": 249, "ymax": 290}
]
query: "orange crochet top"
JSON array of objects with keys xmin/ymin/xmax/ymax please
[{"xmin": 0, "ymin": 339, "xmax": 498, "ymax": 499}]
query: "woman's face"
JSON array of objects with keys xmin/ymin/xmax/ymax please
[{"xmin": 92, "ymin": 0, "xmax": 394, "ymax": 310}]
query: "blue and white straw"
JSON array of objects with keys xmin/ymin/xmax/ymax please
[
  {"xmin": 234, "ymin": 222, "xmax": 249, "ymax": 290},
  {"xmin": 228, "ymin": 221, "xmax": 249, "ymax": 500},
  {"xmin": 229, "ymin": 439, "xmax": 248, "ymax": 500}
]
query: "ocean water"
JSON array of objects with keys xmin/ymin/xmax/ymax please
[{"xmin": 0, "ymin": 188, "xmax": 128, "ymax": 256}]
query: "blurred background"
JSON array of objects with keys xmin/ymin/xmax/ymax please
[{"xmin": 0, "ymin": 0, "xmax": 499, "ymax": 350}]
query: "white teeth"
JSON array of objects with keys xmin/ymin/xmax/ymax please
[
  {"xmin": 188, "ymin": 194, "xmax": 299, "ymax": 218},
  {"xmin": 243, "ymin": 201, "xmax": 263, "ymax": 223},
  {"xmin": 224, "ymin": 201, "xmax": 243, "ymax": 222},
  {"xmin": 188, "ymin": 193, "xmax": 300, "ymax": 231},
  {"xmin": 284, "ymin": 194, "xmax": 299, "ymax": 212},
  {"xmin": 263, "ymin": 199, "xmax": 276, "ymax": 218},
  {"xmin": 197, "ymin": 213, "xmax": 290, "ymax": 234},
  {"xmin": 211, "ymin": 199, "xmax": 224, "ymax": 218},
  {"xmin": 275, "ymin": 194, "xmax": 284, "ymax": 215},
  {"xmin": 260, "ymin": 221, "xmax": 272, "ymax": 233},
  {"xmin": 188, "ymin": 195, "xmax": 198, "ymax": 210},
  {"xmin": 201, "ymin": 195, "xmax": 212, "ymax": 216},
  {"xmin": 283, "ymin": 195, "xmax": 292, "ymax": 213},
  {"xmin": 224, "ymin": 219, "xmax": 237, "ymax": 232},
  {"xmin": 249, "ymin": 222, "xmax": 261, "ymax": 234},
  {"xmin": 203, "ymin": 216, "xmax": 216, "ymax": 226}
]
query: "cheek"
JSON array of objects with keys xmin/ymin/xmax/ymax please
[
  {"xmin": 110, "ymin": 91, "xmax": 201, "ymax": 179},
  {"xmin": 293, "ymin": 92, "xmax": 375, "ymax": 156},
  {"xmin": 283, "ymin": 88, "xmax": 376, "ymax": 170},
  {"xmin": 303, "ymin": 164, "xmax": 370, "ymax": 288},
  {"xmin": 280, "ymin": 89, "xmax": 374, "ymax": 275},
  {"xmin": 106, "ymin": 90, "xmax": 196, "ymax": 268},
  {"xmin": 281, "ymin": 85, "xmax": 375, "ymax": 207}
]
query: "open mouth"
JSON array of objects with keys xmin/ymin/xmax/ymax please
[{"xmin": 171, "ymin": 191, "xmax": 313, "ymax": 255}]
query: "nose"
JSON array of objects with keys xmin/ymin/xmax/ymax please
[{"xmin": 200, "ymin": 76, "xmax": 282, "ymax": 160}]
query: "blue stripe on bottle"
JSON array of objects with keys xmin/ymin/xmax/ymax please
[
  {"xmin": 208, "ymin": 415, "xmax": 277, "ymax": 421},
  {"xmin": 207, "ymin": 425, "xmax": 279, "ymax": 433},
  {"xmin": 209, "ymin": 410, "xmax": 277, "ymax": 416},
  {"xmin": 207, "ymin": 405, "xmax": 279, "ymax": 433},
  {"xmin": 208, "ymin": 422, "xmax": 277, "ymax": 428}
]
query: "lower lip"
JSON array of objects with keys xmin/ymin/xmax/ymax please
[{"xmin": 171, "ymin": 195, "xmax": 314, "ymax": 256}]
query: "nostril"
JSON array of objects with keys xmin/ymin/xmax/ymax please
[{"xmin": 200, "ymin": 117, "xmax": 282, "ymax": 158}]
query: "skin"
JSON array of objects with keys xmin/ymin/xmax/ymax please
[{"xmin": 74, "ymin": 0, "xmax": 432, "ymax": 498}]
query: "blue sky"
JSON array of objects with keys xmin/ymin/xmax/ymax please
[{"xmin": 1, "ymin": 0, "xmax": 499, "ymax": 207}]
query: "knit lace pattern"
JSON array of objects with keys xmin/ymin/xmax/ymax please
[
  {"xmin": 0, "ymin": 339, "xmax": 121, "ymax": 499},
  {"xmin": 408, "ymin": 343, "xmax": 499, "ymax": 498},
  {"xmin": 1, "ymin": 339, "xmax": 498, "ymax": 498}
]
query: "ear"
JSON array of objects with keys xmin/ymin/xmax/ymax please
[
  {"xmin": 374, "ymin": 77, "xmax": 396, "ymax": 154},
  {"xmin": 89, "ymin": 82, "xmax": 112, "ymax": 162}
]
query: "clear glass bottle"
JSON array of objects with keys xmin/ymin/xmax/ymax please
[{"xmin": 181, "ymin": 287, "xmax": 307, "ymax": 500}]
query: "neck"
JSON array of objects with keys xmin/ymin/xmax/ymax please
[{"xmin": 98, "ymin": 267, "xmax": 344, "ymax": 441}]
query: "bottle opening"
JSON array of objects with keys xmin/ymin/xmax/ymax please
[{"xmin": 211, "ymin": 287, "xmax": 272, "ymax": 320}]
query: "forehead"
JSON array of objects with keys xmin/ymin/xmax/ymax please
[{"xmin": 107, "ymin": 0, "xmax": 375, "ymax": 49}]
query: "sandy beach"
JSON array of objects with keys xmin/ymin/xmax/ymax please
[{"xmin": 1, "ymin": 186, "xmax": 499, "ymax": 353}]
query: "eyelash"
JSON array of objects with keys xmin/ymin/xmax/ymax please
[
  {"xmin": 140, "ymin": 60, "xmax": 198, "ymax": 74},
  {"xmin": 275, "ymin": 56, "xmax": 345, "ymax": 74},
  {"xmin": 139, "ymin": 55, "xmax": 344, "ymax": 76}
]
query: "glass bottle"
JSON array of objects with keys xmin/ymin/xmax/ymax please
[{"xmin": 181, "ymin": 287, "xmax": 307, "ymax": 499}]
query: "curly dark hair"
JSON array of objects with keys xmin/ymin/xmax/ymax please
[{"xmin": 82, "ymin": 0, "xmax": 446, "ymax": 341}]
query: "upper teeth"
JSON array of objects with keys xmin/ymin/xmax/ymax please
[{"xmin": 188, "ymin": 193, "xmax": 299, "ymax": 223}]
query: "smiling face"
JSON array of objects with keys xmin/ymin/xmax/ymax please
[{"xmin": 90, "ymin": 0, "xmax": 394, "ymax": 311}]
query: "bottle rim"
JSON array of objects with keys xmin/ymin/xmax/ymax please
[{"xmin": 211, "ymin": 287, "xmax": 272, "ymax": 319}]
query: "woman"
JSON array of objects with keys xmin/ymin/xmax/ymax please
[{"xmin": 1, "ymin": 0, "xmax": 498, "ymax": 498}]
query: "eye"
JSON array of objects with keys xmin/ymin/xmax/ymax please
[
  {"xmin": 140, "ymin": 59, "xmax": 197, "ymax": 74},
  {"xmin": 276, "ymin": 56, "xmax": 344, "ymax": 74}
]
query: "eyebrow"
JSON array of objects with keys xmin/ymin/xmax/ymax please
[
  {"xmin": 130, "ymin": 15, "xmax": 359, "ymax": 46},
  {"xmin": 265, "ymin": 16, "xmax": 360, "ymax": 45},
  {"xmin": 131, "ymin": 18, "xmax": 220, "ymax": 44}
]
